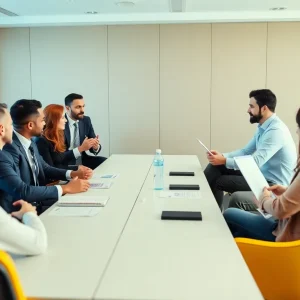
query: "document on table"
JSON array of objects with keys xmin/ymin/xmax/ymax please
[
  {"xmin": 90, "ymin": 182, "xmax": 112, "ymax": 189},
  {"xmin": 159, "ymin": 191, "xmax": 201, "ymax": 199},
  {"xmin": 57, "ymin": 195, "xmax": 109, "ymax": 207},
  {"xmin": 49, "ymin": 206, "xmax": 102, "ymax": 217},
  {"xmin": 93, "ymin": 174, "xmax": 120, "ymax": 179},
  {"xmin": 234, "ymin": 155, "xmax": 273, "ymax": 219}
]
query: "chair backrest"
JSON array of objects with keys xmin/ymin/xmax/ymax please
[
  {"xmin": 0, "ymin": 251, "xmax": 26, "ymax": 300},
  {"xmin": 236, "ymin": 238, "xmax": 300, "ymax": 300}
]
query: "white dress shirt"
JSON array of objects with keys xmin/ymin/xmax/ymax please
[
  {"xmin": 14, "ymin": 131, "xmax": 38, "ymax": 185},
  {"xmin": 66, "ymin": 114, "xmax": 81, "ymax": 159},
  {"xmin": 0, "ymin": 207, "xmax": 47, "ymax": 255},
  {"xmin": 14, "ymin": 131, "xmax": 72, "ymax": 198}
]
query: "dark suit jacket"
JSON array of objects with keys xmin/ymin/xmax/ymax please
[
  {"xmin": 4, "ymin": 132, "xmax": 68, "ymax": 186},
  {"xmin": 0, "ymin": 150, "xmax": 58, "ymax": 213},
  {"xmin": 34, "ymin": 136, "xmax": 77, "ymax": 170},
  {"xmin": 64, "ymin": 115, "xmax": 101, "ymax": 166}
]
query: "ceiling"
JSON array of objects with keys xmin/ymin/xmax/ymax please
[{"xmin": 0, "ymin": 0, "xmax": 300, "ymax": 27}]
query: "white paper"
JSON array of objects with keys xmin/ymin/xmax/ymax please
[
  {"xmin": 256, "ymin": 208, "xmax": 273, "ymax": 219},
  {"xmin": 93, "ymin": 174, "xmax": 119, "ymax": 179},
  {"xmin": 57, "ymin": 195, "xmax": 109, "ymax": 207},
  {"xmin": 159, "ymin": 191, "xmax": 201, "ymax": 199},
  {"xmin": 49, "ymin": 206, "xmax": 102, "ymax": 217},
  {"xmin": 196, "ymin": 138, "xmax": 213, "ymax": 155},
  {"xmin": 90, "ymin": 182, "xmax": 112, "ymax": 189},
  {"xmin": 234, "ymin": 155, "xmax": 275, "ymax": 201}
]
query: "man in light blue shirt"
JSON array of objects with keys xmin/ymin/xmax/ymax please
[{"xmin": 204, "ymin": 89, "xmax": 297, "ymax": 211}]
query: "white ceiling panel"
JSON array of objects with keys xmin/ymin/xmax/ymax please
[
  {"xmin": 0, "ymin": 0, "xmax": 300, "ymax": 26},
  {"xmin": 0, "ymin": 0, "xmax": 170, "ymax": 15},
  {"xmin": 187, "ymin": 0, "xmax": 300, "ymax": 12}
]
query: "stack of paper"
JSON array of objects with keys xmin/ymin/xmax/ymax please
[
  {"xmin": 159, "ymin": 191, "xmax": 201, "ymax": 199},
  {"xmin": 57, "ymin": 195, "xmax": 109, "ymax": 207},
  {"xmin": 93, "ymin": 174, "xmax": 120, "ymax": 179},
  {"xmin": 90, "ymin": 182, "xmax": 112, "ymax": 189},
  {"xmin": 49, "ymin": 206, "xmax": 101, "ymax": 217}
]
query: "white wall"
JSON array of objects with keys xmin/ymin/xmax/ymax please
[
  {"xmin": 0, "ymin": 28, "xmax": 31, "ymax": 102},
  {"xmin": 0, "ymin": 23, "xmax": 299, "ymax": 166},
  {"xmin": 108, "ymin": 25, "xmax": 159, "ymax": 154}
]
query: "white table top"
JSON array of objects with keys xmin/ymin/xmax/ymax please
[
  {"xmin": 95, "ymin": 155, "xmax": 263, "ymax": 300},
  {"xmin": 14, "ymin": 155, "xmax": 153, "ymax": 300}
]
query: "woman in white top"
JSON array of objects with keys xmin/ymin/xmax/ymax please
[{"xmin": 0, "ymin": 200, "xmax": 47, "ymax": 255}]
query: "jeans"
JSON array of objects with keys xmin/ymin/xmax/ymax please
[{"xmin": 223, "ymin": 208, "xmax": 277, "ymax": 241}]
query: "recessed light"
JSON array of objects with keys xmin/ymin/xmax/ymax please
[
  {"xmin": 269, "ymin": 7, "xmax": 287, "ymax": 11},
  {"xmin": 115, "ymin": 1, "xmax": 137, "ymax": 7},
  {"xmin": 85, "ymin": 11, "xmax": 98, "ymax": 14}
]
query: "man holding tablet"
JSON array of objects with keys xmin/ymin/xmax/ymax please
[{"xmin": 203, "ymin": 89, "xmax": 296, "ymax": 211}]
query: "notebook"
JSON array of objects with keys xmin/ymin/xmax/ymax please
[{"xmin": 57, "ymin": 195, "xmax": 109, "ymax": 207}]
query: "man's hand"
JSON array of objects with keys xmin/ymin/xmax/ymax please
[
  {"xmin": 91, "ymin": 135, "xmax": 100, "ymax": 151},
  {"xmin": 11, "ymin": 200, "xmax": 37, "ymax": 220},
  {"xmin": 207, "ymin": 150, "xmax": 226, "ymax": 166},
  {"xmin": 62, "ymin": 177, "xmax": 90, "ymax": 194},
  {"xmin": 71, "ymin": 166, "xmax": 93, "ymax": 179},
  {"xmin": 78, "ymin": 137, "xmax": 95, "ymax": 153}
]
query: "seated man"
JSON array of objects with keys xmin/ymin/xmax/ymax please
[
  {"xmin": 64, "ymin": 93, "xmax": 107, "ymax": 170},
  {"xmin": 2, "ymin": 100, "xmax": 91, "ymax": 213},
  {"xmin": 204, "ymin": 89, "xmax": 297, "ymax": 211}
]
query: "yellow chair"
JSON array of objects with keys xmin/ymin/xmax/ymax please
[
  {"xmin": 0, "ymin": 250, "xmax": 26, "ymax": 300},
  {"xmin": 235, "ymin": 238, "xmax": 300, "ymax": 300}
]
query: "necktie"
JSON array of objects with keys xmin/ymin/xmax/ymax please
[
  {"xmin": 29, "ymin": 144, "xmax": 40, "ymax": 186},
  {"xmin": 72, "ymin": 122, "xmax": 82, "ymax": 165}
]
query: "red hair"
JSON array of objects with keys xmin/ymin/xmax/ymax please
[{"xmin": 43, "ymin": 104, "xmax": 66, "ymax": 153}]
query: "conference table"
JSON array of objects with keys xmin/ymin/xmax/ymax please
[{"xmin": 13, "ymin": 154, "xmax": 263, "ymax": 300}]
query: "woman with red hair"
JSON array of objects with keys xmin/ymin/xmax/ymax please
[{"xmin": 35, "ymin": 104, "xmax": 90, "ymax": 170}]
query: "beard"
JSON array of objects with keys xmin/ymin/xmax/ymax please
[
  {"xmin": 249, "ymin": 109, "xmax": 263, "ymax": 124},
  {"xmin": 33, "ymin": 128, "xmax": 43, "ymax": 137},
  {"xmin": 71, "ymin": 110, "xmax": 84, "ymax": 120}
]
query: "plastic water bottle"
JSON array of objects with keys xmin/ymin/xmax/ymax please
[{"xmin": 153, "ymin": 149, "xmax": 164, "ymax": 190}]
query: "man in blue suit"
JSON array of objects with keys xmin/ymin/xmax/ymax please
[
  {"xmin": 64, "ymin": 93, "xmax": 107, "ymax": 170},
  {"xmin": 2, "ymin": 100, "xmax": 91, "ymax": 213}
]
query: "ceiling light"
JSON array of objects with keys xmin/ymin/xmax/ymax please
[
  {"xmin": 269, "ymin": 7, "xmax": 287, "ymax": 11},
  {"xmin": 115, "ymin": 1, "xmax": 137, "ymax": 7},
  {"xmin": 85, "ymin": 11, "xmax": 98, "ymax": 14}
]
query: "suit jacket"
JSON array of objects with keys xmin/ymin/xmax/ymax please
[
  {"xmin": 0, "ymin": 150, "xmax": 58, "ymax": 213},
  {"xmin": 4, "ymin": 132, "xmax": 68, "ymax": 186},
  {"xmin": 64, "ymin": 114, "xmax": 101, "ymax": 166},
  {"xmin": 34, "ymin": 136, "xmax": 77, "ymax": 170}
]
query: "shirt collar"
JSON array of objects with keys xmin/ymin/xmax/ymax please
[
  {"xmin": 258, "ymin": 113, "xmax": 276, "ymax": 131},
  {"xmin": 14, "ymin": 130, "xmax": 32, "ymax": 150},
  {"xmin": 66, "ymin": 113, "xmax": 79, "ymax": 127}
]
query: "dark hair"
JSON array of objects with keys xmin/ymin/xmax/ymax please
[
  {"xmin": 65, "ymin": 93, "xmax": 83, "ymax": 106},
  {"xmin": 10, "ymin": 99, "xmax": 42, "ymax": 129},
  {"xmin": 249, "ymin": 89, "xmax": 277, "ymax": 112},
  {"xmin": 0, "ymin": 103, "xmax": 7, "ymax": 115},
  {"xmin": 292, "ymin": 108, "xmax": 300, "ymax": 183}
]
